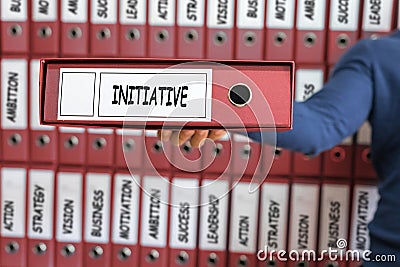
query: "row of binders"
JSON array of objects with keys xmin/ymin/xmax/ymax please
[
  {"xmin": 0, "ymin": 164, "xmax": 378, "ymax": 267},
  {"xmin": 0, "ymin": 0, "xmax": 399, "ymax": 63},
  {"xmin": 0, "ymin": 55, "xmax": 379, "ymax": 267},
  {"xmin": 0, "ymin": 57, "xmax": 373, "ymax": 178}
]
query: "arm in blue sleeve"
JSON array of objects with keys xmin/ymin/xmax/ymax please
[{"xmin": 248, "ymin": 39, "xmax": 374, "ymax": 156}]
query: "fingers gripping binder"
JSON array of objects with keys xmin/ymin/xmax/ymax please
[{"xmin": 40, "ymin": 59, "xmax": 294, "ymax": 130}]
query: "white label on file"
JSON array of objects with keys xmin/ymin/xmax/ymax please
[
  {"xmin": 169, "ymin": 177, "xmax": 199, "ymax": 249},
  {"xmin": 140, "ymin": 175, "xmax": 169, "ymax": 247},
  {"xmin": 59, "ymin": 126, "xmax": 86, "ymax": 133},
  {"xmin": 288, "ymin": 183, "xmax": 319, "ymax": 251},
  {"xmin": 1, "ymin": 59, "xmax": 28, "ymax": 130},
  {"xmin": 266, "ymin": 0, "xmax": 295, "ymax": 29},
  {"xmin": 116, "ymin": 129, "xmax": 142, "ymax": 136},
  {"xmin": 329, "ymin": 0, "xmax": 360, "ymax": 31},
  {"xmin": 120, "ymin": 0, "xmax": 146, "ymax": 25},
  {"xmin": 229, "ymin": 182, "xmax": 259, "ymax": 253},
  {"xmin": 296, "ymin": 0, "xmax": 326, "ymax": 30},
  {"xmin": 295, "ymin": 69, "xmax": 324, "ymax": 102},
  {"xmin": 341, "ymin": 136, "xmax": 353, "ymax": 145},
  {"xmin": 207, "ymin": 0, "xmax": 234, "ymax": 28},
  {"xmin": 1, "ymin": 0, "xmax": 28, "ymax": 21},
  {"xmin": 318, "ymin": 184, "xmax": 350, "ymax": 251},
  {"xmin": 177, "ymin": 0, "xmax": 205, "ymax": 27},
  {"xmin": 28, "ymin": 169, "xmax": 55, "ymax": 240},
  {"xmin": 357, "ymin": 122, "xmax": 372, "ymax": 145},
  {"xmin": 30, "ymin": 60, "xmax": 54, "ymax": 130},
  {"xmin": 62, "ymin": 0, "xmax": 88, "ymax": 23},
  {"xmin": 349, "ymin": 185, "xmax": 379, "ymax": 252},
  {"xmin": 237, "ymin": 0, "xmax": 265, "ymax": 29},
  {"xmin": 145, "ymin": 130, "xmax": 158, "ymax": 137},
  {"xmin": 362, "ymin": 0, "xmax": 393, "ymax": 32},
  {"xmin": 149, "ymin": 0, "xmax": 176, "ymax": 26},
  {"xmin": 58, "ymin": 68, "xmax": 213, "ymax": 122},
  {"xmin": 87, "ymin": 128, "xmax": 113, "ymax": 134},
  {"xmin": 112, "ymin": 174, "xmax": 140, "ymax": 245},
  {"xmin": 84, "ymin": 173, "xmax": 111, "ymax": 243},
  {"xmin": 56, "ymin": 172, "xmax": 83, "ymax": 243},
  {"xmin": 199, "ymin": 179, "xmax": 229, "ymax": 250},
  {"xmin": 33, "ymin": 0, "xmax": 58, "ymax": 21},
  {"xmin": 1, "ymin": 168, "xmax": 26, "ymax": 238},
  {"xmin": 259, "ymin": 182, "xmax": 289, "ymax": 251},
  {"xmin": 91, "ymin": 0, "xmax": 117, "ymax": 24}
]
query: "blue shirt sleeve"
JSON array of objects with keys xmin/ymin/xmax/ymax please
[{"xmin": 247, "ymin": 39, "xmax": 374, "ymax": 156}]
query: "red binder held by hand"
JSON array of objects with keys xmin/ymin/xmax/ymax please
[{"xmin": 40, "ymin": 59, "xmax": 294, "ymax": 130}]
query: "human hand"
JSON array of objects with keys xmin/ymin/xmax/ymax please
[{"xmin": 157, "ymin": 129, "xmax": 227, "ymax": 148}]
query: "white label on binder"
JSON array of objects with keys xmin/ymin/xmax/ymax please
[
  {"xmin": 59, "ymin": 126, "xmax": 86, "ymax": 133},
  {"xmin": 357, "ymin": 122, "xmax": 372, "ymax": 145},
  {"xmin": 58, "ymin": 68, "xmax": 213, "ymax": 122},
  {"xmin": 170, "ymin": 177, "xmax": 199, "ymax": 249},
  {"xmin": 87, "ymin": 128, "xmax": 113, "ymax": 134},
  {"xmin": 297, "ymin": 0, "xmax": 326, "ymax": 30},
  {"xmin": 229, "ymin": 182, "xmax": 260, "ymax": 253},
  {"xmin": 120, "ymin": 0, "xmax": 146, "ymax": 25},
  {"xmin": 140, "ymin": 175, "xmax": 169, "ymax": 247},
  {"xmin": 266, "ymin": 0, "xmax": 295, "ymax": 29},
  {"xmin": 288, "ymin": 183, "xmax": 319, "ymax": 251},
  {"xmin": 237, "ymin": 0, "xmax": 265, "ymax": 29},
  {"xmin": 112, "ymin": 174, "xmax": 140, "ymax": 245},
  {"xmin": 1, "ymin": 59, "xmax": 28, "ymax": 130},
  {"xmin": 116, "ymin": 129, "xmax": 142, "ymax": 136},
  {"xmin": 1, "ymin": 168, "xmax": 26, "ymax": 238},
  {"xmin": 145, "ymin": 130, "xmax": 158, "ymax": 137},
  {"xmin": 199, "ymin": 179, "xmax": 229, "ymax": 250},
  {"xmin": 1, "ymin": 0, "xmax": 28, "ymax": 21},
  {"xmin": 91, "ymin": 0, "xmax": 117, "ymax": 24},
  {"xmin": 149, "ymin": 0, "xmax": 176, "ymax": 26},
  {"xmin": 84, "ymin": 173, "xmax": 111, "ymax": 243},
  {"xmin": 318, "ymin": 184, "xmax": 350, "ymax": 251},
  {"xmin": 56, "ymin": 172, "xmax": 83, "ymax": 243},
  {"xmin": 33, "ymin": 0, "xmax": 57, "ymax": 21},
  {"xmin": 330, "ymin": 0, "xmax": 360, "ymax": 31},
  {"xmin": 259, "ymin": 182, "xmax": 289, "ymax": 251},
  {"xmin": 62, "ymin": 0, "xmax": 88, "ymax": 23},
  {"xmin": 177, "ymin": 0, "xmax": 205, "ymax": 27},
  {"xmin": 207, "ymin": 0, "xmax": 234, "ymax": 28},
  {"xmin": 31, "ymin": 60, "xmax": 54, "ymax": 130},
  {"xmin": 28, "ymin": 169, "xmax": 55, "ymax": 240},
  {"xmin": 295, "ymin": 69, "xmax": 324, "ymax": 102},
  {"xmin": 350, "ymin": 185, "xmax": 379, "ymax": 252},
  {"xmin": 362, "ymin": 0, "xmax": 393, "ymax": 32}
]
